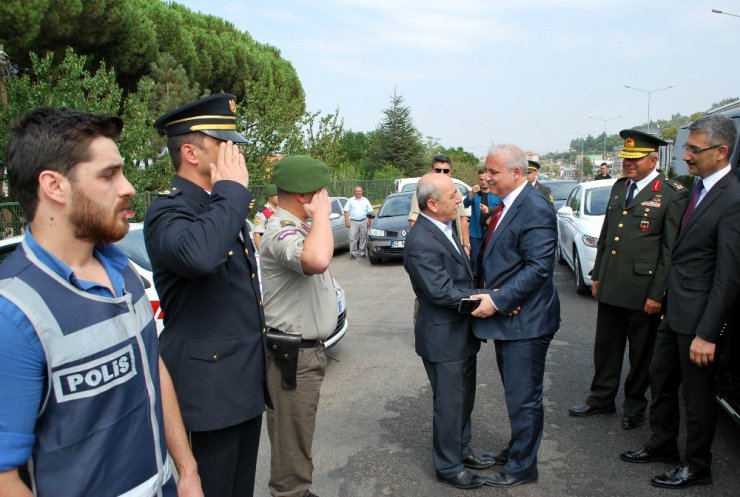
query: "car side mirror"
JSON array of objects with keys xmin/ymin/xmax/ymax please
[
  {"xmin": 329, "ymin": 212, "xmax": 341, "ymax": 220},
  {"xmin": 557, "ymin": 206, "xmax": 574, "ymax": 217}
]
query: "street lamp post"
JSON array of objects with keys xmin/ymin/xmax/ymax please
[
  {"xmin": 712, "ymin": 8, "xmax": 740, "ymax": 17},
  {"xmin": 587, "ymin": 115, "xmax": 621, "ymax": 160},
  {"xmin": 624, "ymin": 84, "xmax": 676, "ymax": 134}
]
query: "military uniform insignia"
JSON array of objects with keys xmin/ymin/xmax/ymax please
[
  {"xmin": 254, "ymin": 216, "xmax": 262, "ymax": 225},
  {"xmin": 301, "ymin": 223, "xmax": 311, "ymax": 232},
  {"xmin": 229, "ymin": 99, "xmax": 237, "ymax": 113},
  {"xmin": 640, "ymin": 220, "xmax": 650, "ymax": 232},
  {"xmin": 280, "ymin": 220, "xmax": 296, "ymax": 227},
  {"xmin": 625, "ymin": 137, "xmax": 635, "ymax": 147},
  {"xmin": 277, "ymin": 229, "xmax": 298, "ymax": 241},
  {"xmin": 642, "ymin": 200, "xmax": 662, "ymax": 208},
  {"xmin": 651, "ymin": 179, "xmax": 662, "ymax": 192}
]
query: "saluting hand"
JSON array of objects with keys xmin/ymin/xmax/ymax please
[
  {"xmin": 304, "ymin": 188, "xmax": 331, "ymax": 221},
  {"xmin": 210, "ymin": 140, "xmax": 249, "ymax": 188}
]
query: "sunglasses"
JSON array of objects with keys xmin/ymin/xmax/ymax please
[{"xmin": 434, "ymin": 168, "xmax": 451, "ymax": 174}]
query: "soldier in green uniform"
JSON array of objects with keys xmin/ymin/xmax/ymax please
[
  {"xmin": 569, "ymin": 130, "xmax": 689, "ymax": 430},
  {"xmin": 260, "ymin": 156, "xmax": 336, "ymax": 497},
  {"xmin": 526, "ymin": 160, "xmax": 554, "ymax": 204}
]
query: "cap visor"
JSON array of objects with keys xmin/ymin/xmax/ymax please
[
  {"xmin": 617, "ymin": 150, "xmax": 648, "ymax": 159},
  {"xmin": 201, "ymin": 129, "xmax": 248, "ymax": 144}
]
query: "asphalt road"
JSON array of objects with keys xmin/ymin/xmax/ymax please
[{"xmin": 252, "ymin": 252, "xmax": 740, "ymax": 497}]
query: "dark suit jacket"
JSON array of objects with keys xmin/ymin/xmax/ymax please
[
  {"xmin": 473, "ymin": 182, "xmax": 560, "ymax": 340},
  {"xmin": 403, "ymin": 215, "xmax": 480, "ymax": 362},
  {"xmin": 662, "ymin": 172, "xmax": 740, "ymax": 342},
  {"xmin": 593, "ymin": 174, "xmax": 689, "ymax": 310},
  {"xmin": 144, "ymin": 175, "xmax": 268, "ymax": 432}
]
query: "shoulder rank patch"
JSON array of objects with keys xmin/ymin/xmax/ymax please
[
  {"xmin": 254, "ymin": 216, "xmax": 262, "ymax": 225},
  {"xmin": 665, "ymin": 180, "xmax": 685, "ymax": 190},
  {"xmin": 157, "ymin": 187, "xmax": 181, "ymax": 198},
  {"xmin": 280, "ymin": 220, "xmax": 296, "ymax": 227}
]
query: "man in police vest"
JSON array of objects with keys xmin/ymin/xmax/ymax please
[
  {"xmin": 0, "ymin": 107, "xmax": 202, "ymax": 496},
  {"xmin": 254, "ymin": 184, "xmax": 279, "ymax": 251}
]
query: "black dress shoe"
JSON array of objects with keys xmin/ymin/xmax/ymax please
[
  {"xmin": 436, "ymin": 469, "xmax": 486, "ymax": 489},
  {"xmin": 462, "ymin": 453, "xmax": 494, "ymax": 470},
  {"xmin": 480, "ymin": 449, "xmax": 508, "ymax": 465},
  {"xmin": 484, "ymin": 471, "xmax": 537, "ymax": 488},
  {"xmin": 568, "ymin": 402, "xmax": 616, "ymax": 417},
  {"xmin": 651, "ymin": 464, "xmax": 712, "ymax": 489},
  {"xmin": 621, "ymin": 415, "xmax": 644, "ymax": 430},
  {"xmin": 620, "ymin": 444, "xmax": 679, "ymax": 464}
]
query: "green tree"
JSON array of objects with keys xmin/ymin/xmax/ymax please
[{"xmin": 368, "ymin": 89, "xmax": 425, "ymax": 177}]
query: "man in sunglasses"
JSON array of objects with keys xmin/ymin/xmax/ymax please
[{"xmin": 409, "ymin": 154, "xmax": 471, "ymax": 258}]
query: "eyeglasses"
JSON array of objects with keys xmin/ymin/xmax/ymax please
[
  {"xmin": 434, "ymin": 168, "xmax": 451, "ymax": 174},
  {"xmin": 683, "ymin": 144, "xmax": 721, "ymax": 155}
]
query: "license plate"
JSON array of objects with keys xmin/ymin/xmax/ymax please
[{"xmin": 391, "ymin": 240, "xmax": 405, "ymax": 248}]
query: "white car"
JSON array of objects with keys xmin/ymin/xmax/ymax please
[
  {"xmin": 0, "ymin": 223, "xmax": 349, "ymax": 349},
  {"xmin": 556, "ymin": 179, "xmax": 617, "ymax": 295}
]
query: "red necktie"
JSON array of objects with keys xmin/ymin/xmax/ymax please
[
  {"xmin": 482, "ymin": 203, "xmax": 505, "ymax": 250},
  {"xmin": 680, "ymin": 179, "xmax": 704, "ymax": 233}
]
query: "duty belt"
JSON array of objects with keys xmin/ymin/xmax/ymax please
[{"xmin": 267, "ymin": 328, "xmax": 322, "ymax": 348}]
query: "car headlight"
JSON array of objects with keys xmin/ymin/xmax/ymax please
[
  {"xmin": 582, "ymin": 235, "xmax": 598, "ymax": 247},
  {"xmin": 369, "ymin": 228, "xmax": 386, "ymax": 236}
]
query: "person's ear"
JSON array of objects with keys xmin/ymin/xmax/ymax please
[{"xmin": 38, "ymin": 170, "xmax": 69, "ymax": 205}]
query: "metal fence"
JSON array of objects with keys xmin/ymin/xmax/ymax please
[{"xmin": 0, "ymin": 180, "xmax": 398, "ymax": 239}]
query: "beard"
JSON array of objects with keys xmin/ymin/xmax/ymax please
[{"xmin": 69, "ymin": 185, "xmax": 130, "ymax": 245}]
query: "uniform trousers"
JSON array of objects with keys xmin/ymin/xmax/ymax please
[
  {"xmin": 586, "ymin": 301, "xmax": 659, "ymax": 417},
  {"xmin": 267, "ymin": 345, "xmax": 327, "ymax": 497},
  {"xmin": 349, "ymin": 220, "xmax": 368, "ymax": 256},
  {"xmin": 189, "ymin": 415, "xmax": 263, "ymax": 497},
  {"xmin": 421, "ymin": 355, "xmax": 477, "ymax": 478},
  {"xmin": 648, "ymin": 328, "xmax": 717, "ymax": 471}
]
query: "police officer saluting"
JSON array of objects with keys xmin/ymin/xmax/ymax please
[
  {"xmin": 260, "ymin": 156, "xmax": 336, "ymax": 497},
  {"xmin": 144, "ymin": 94, "xmax": 268, "ymax": 497},
  {"xmin": 569, "ymin": 130, "xmax": 688, "ymax": 430}
]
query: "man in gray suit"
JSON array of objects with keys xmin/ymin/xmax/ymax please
[
  {"xmin": 622, "ymin": 114, "xmax": 740, "ymax": 489},
  {"xmin": 403, "ymin": 173, "xmax": 489, "ymax": 490}
]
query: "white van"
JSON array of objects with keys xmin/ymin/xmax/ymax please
[{"xmin": 393, "ymin": 177, "xmax": 473, "ymax": 216}]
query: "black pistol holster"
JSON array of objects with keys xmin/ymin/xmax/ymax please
[{"xmin": 265, "ymin": 330, "xmax": 301, "ymax": 390}]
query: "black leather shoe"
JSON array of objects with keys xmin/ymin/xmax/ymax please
[
  {"xmin": 621, "ymin": 415, "xmax": 643, "ymax": 430},
  {"xmin": 481, "ymin": 449, "xmax": 508, "ymax": 465},
  {"xmin": 620, "ymin": 444, "xmax": 679, "ymax": 464},
  {"xmin": 651, "ymin": 464, "xmax": 712, "ymax": 489},
  {"xmin": 568, "ymin": 402, "xmax": 616, "ymax": 417},
  {"xmin": 462, "ymin": 453, "xmax": 494, "ymax": 470},
  {"xmin": 484, "ymin": 471, "xmax": 537, "ymax": 488},
  {"xmin": 436, "ymin": 469, "xmax": 486, "ymax": 489}
]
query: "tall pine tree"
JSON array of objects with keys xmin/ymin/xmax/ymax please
[{"xmin": 369, "ymin": 89, "xmax": 425, "ymax": 177}]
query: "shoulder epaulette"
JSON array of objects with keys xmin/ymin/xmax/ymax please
[
  {"xmin": 156, "ymin": 187, "xmax": 182, "ymax": 198},
  {"xmin": 664, "ymin": 179, "xmax": 686, "ymax": 191}
]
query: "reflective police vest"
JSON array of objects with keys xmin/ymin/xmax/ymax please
[{"xmin": 0, "ymin": 240, "xmax": 175, "ymax": 497}]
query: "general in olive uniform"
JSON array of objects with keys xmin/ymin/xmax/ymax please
[
  {"xmin": 260, "ymin": 156, "xmax": 337, "ymax": 497},
  {"xmin": 144, "ymin": 94, "xmax": 268, "ymax": 497},
  {"xmin": 526, "ymin": 160, "xmax": 554, "ymax": 204},
  {"xmin": 569, "ymin": 130, "xmax": 689, "ymax": 429}
]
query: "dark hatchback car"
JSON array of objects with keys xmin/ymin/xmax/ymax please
[
  {"xmin": 539, "ymin": 179, "xmax": 578, "ymax": 210},
  {"xmin": 366, "ymin": 191, "xmax": 412, "ymax": 265}
]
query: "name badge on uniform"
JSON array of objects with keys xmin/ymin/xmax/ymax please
[{"xmin": 640, "ymin": 220, "xmax": 650, "ymax": 232}]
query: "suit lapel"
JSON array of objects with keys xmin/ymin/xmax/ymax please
[
  {"xmin": 483, "ymin": 182, "xmax": 530, "ymax": 258},
  {"xmin": 677, "ymin": 173, "xmax": 731, "ymax": 244},
  {"xmin": 419, "ymin": 216, "xmax": 472, "ymax": 278}
]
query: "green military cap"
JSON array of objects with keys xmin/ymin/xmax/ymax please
[
  {"xmin": 617, "ymin": 129, "xmax": 667, "ymax": 159},
  {"xmin": 272, "ymin": 155, "xmax": 329, "ymax": 193},
  {"xmin": 527, "ymin": 160, "xmax": 541, "ymax": 172},
  {"xmin": 154, "ymin": 93, "xmax": 247, "ymax": 143},
  {"xmin": 265, "ymin": 184, "xmax": 278, "ymax": 196}
]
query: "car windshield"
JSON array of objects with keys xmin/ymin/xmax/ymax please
[
  {"xmin": 379, "ymin": 195, "xmax": 412, "ymax": 217},
  {"xmin": 401, "ymin": 183, "xmax": 417, "ymax": 192},
  {"xmin": 114, "ymin": 229, "xmax": 152, "ymax": 271},
  {"xmin": 584, "ymin": 186, "xmax": 611, "ymax": 216},
  {"xmin": 545, "ymin": 181, "xmax": 578, "ymax": 200}
]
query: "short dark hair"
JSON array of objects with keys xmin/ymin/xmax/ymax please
[
  {"xmin": 167, "ymin": 131, "xmax": 206, "ymax": 171},
  {"xmin": 431, "ymin": 153, "xmax": 452, "ymax": 167},
  {"xmin": 6, "ymin": 107, "xmax": 123, "ymax": 221},
  {"xmin": 477, "ymin": 166, "xmax": 487, "ymax": 175},
  {"xmin": 600, "ymin": 162, "xmax": 608, "ymax": 167}
]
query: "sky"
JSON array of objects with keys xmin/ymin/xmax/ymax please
[{"xmin": 175, "ymin": 0, "xmax": 740, "ymax": 156}]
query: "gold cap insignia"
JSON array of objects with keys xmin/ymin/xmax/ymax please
[
  {"xmin": 229, "ymin": 99, "xmax": 237, "ymax": 114},
  {"xmin": 625, "ymin": 137, "xmax": 635, "ymax": 148}
]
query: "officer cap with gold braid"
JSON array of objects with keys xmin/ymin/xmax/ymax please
[
  {"xmin": 617, "ymin": 129, "xmax": 667, "ymax": 159},
  {"xmin": 272, "ymin": 156, "xmax": 329, "ymax": 194},
  {"xmin": 527, "ymin": 160, "xmax": 541, "ymax": 173},
  {"xmin": 154, "ymin": 93, "xmax": 247, "ymax": 143}
]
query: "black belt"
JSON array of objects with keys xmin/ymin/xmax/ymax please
[{"xmin": 267, "ymin": 328, "xmax": 322, "ymax": 348}]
